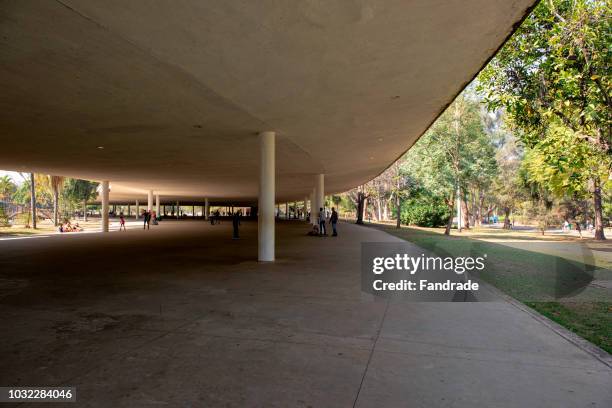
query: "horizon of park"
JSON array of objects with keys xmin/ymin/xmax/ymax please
[{"xmin": 0, "ymin": 0, "xmax": 610, "ymax": 406}]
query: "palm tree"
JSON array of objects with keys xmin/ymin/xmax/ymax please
[
  {"xmin": 0, "ymin": 175, "xmax": 17, "ymax": 200},
  {"xmin": 48, "ymin": 175, "xmax": 65, "ymax": 226}
]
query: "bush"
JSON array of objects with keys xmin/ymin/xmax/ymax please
[
  {"xmin": 0, "ymin": 205, "xmax": 9, "ymax": 227},
  {"xmin": 400, "ymin": 194, "xmax": 450, "ymax": 227}
]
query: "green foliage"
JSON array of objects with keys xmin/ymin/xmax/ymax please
[
  {"xmin": 11, "ymin": 181, "xmax": 32, "ymax": 206},
  {"xmin": 400, "ymin": 190, "xmax": 450, "ymax": 227},
  {"xmin": 404, "ymin": 95, "xmax": 497, "ymax": 196},
  {"xmin": 0, "ymin": 175, "xmax": 17, "ymax": 201},
  {"xmin": 478, "ymin": 0, "xmax": 611, "ymax": 237},
  {"xmin": 0, "ymin": 205, "xmax": 9, "ymax": 227},
  {"xmin": 478, "ymin": 0, "xmax": 611, "ymax": 156},
  {"xmin": 521, "ymin": 124, "xmax": 609, "ymax": 198},
  {"xmin": 63, "ymin": 179, "xmax": 99, "ymax": 204}
]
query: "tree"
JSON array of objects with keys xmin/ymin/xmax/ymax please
[
  {"xmin": 521, "ymin": 123, "xmax": 610, "ymax": 233},
  {"xmin": 29, "ymin": 173, "xmax": 36, "ymax": 229},
  {"xmin": 48, "ymin": 175, "xmax": 65, "ymax": 226},
  {"xmin": 404, "ymin": 94, "xmax": 497, "ymax": 234},
  {"xmin": 478, "ymin": 0, "xmax": 611, "ymax": 239},
  {"xmin": 0, "ymin": 175, "xmax": 17, "ymax": 201},
  {"xmin": 349, "ymin": 185, "xmax": 370, "ymax": 225},
  {"xmin": 0, "ymin": 175, "xmax": 16, "ymax": 227},
  {"xmin": 64, "ymin": 179, "xmax": 99, "ymax": 221}
]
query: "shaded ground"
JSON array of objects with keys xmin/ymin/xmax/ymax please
[
  {"xmin": 369, "ymin": 223, "xmax": 612, "ymax": 353},
  {"xmin": 0, "ymin": 220, "xmax": 610, "ymax": 407}
]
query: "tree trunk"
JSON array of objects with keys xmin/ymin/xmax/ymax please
[
  {"xmin": 395, "ymin": 194, "xmax": 401, "ymax": 229},
  {"xmin": 83, "ymin": 199, "xmax": 88, "ymax": 221},
  {"xmin": 383, "ymin": 200, "xmax": 389, "ymax": 221},
  {"xmin": 29, "ymin": 173, "xmax": 36, "ymax": 229},
  {"xmin": 593, "ymin": 178, "xmax": 606, "ymax": 240},
  {"xmin": 475, "ymin": 190, "xmax": 485, "ymax": 227},
  {"xmin": 53, "ymin": 189, "xmax": 59, "ymax": 226},
  {"xmin": 461, "ymin": 196, "xmax": 470, "ymax": 229},
  {"xmin": 374, "ymin": 199, "xmax": 381, "ymax": 221},
  {"xmin": 503, "ymin": 207, "xmax": 511, "ymax": 229},
  {"xmin": 444, "ymin": 190, "xmax": 456, "ymax": 235},
  {"xmin": 356, "ymin": 192, "xmax": 365, "ymax": 225}
]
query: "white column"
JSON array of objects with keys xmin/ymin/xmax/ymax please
[
  {"xmin": 314, "ymin": 174, "xmax": 324, "ymax": 224},
  {"xmin": 155, "ymin": 194, "xmax": 160, "ymax": 216},
  {"xmin": 285, "ymin": 203, "xmax": 289, "ymax": 219},
  {"xmin": 310, "ymin": 189, "xmax": 316, "ymax": 224},
  {"xmin": 101, "ymin": 180, "xmax": 109, "ymax": 232},
  {"xmin": 304, "ymin": 197, "xmax": 309, "ymax": 220},
  {"xmin": 258, "ymin": 131, "xmax": 275, "ymax": 262},
  {"xmin": 204, "ymin": 198, "xmax": 210, "ymax": 220},
  {"xmin": 147, "ymin": 190, "xmax": 153, "ymax": 212},
  {"xmin": 176, "ymin": 201, "xmax": 180, "ymax": 219},
  {"xmin": 135, "ymin": 200, "xmax": 139, "ymax": 219}
]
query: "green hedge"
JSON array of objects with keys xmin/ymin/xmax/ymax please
[{"xmin": 400, "ymin": 194, "xmax": 450, "ymax": 227}]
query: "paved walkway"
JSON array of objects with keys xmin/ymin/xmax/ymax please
[{"xmin": 0, "ymin": 220, "xmax": 610, "ymax": 407}]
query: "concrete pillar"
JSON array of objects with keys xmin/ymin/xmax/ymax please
[
  {"xmin": 135, "ymin": 200, "xmax": 140, "ymax": 219},
  {"xmin": 314, "ymin": 174, "xmax": 324, "ymax": 225},
  {"xmin": 101, "ymin": 180, "xmax": 109, "ymax": 232},
  {"xmin": 304, "ymin": 197, "xmax": 309, "ymax": 220},
  {"xmin": 205, "ymin": 198, "xmax": 210, "ymax": 220},
  {"xmin": 155, "ymin": 194, "xmax": 160, "ymax": 216},
  {"xmin": 258, "ymin": 131, "xmax": 275, "ymax": 262},
  {"xmin": 285, "ymin": 203, "xmax": 289, "ymax": 219},
  {"xmin": 309, "ymin": 189, "xmax": 315, "ymax": 224},
  {"xmin": 176, "ymin": 201, "xmax": 180, "ymax": 219},
  {"xmin": 147, "ymin": 190, "xmax": 153, "ymax": 212}
]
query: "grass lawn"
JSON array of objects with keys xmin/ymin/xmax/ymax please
[
  {"xmin": 0, "ymin": 218, "xmax": 102, "ymax": 237},
  {"xmin": 367, "ymin": 223, "xmax": 612, "ymax": 354}
]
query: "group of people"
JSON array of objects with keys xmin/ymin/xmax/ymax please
[
  {"xmin": 115, "ymin": 210, "xmax": 159, "ymax": 232},
  {"xmin": 562, "ymin": 220, "xmax": 595, "ymax": 233},
  {"xmin": 209, "ymin": 209, "xmax": 242, "ymax": 239},
  {"xmin": 210, "ymin": 209, "xmax": 222, "ymax": 225},
  {"xmin": 309, "ymin": 207, "xmax": 339, "ymax": 237},
  {"xmin": 58, "ymin": 221, "xmax": 83, "ymax": 233}
]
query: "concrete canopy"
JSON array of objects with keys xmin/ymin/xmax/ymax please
[{"xmin": 0, "ymin": 0, "xmax": 535, "ymax": 204}]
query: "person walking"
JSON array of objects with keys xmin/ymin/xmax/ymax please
[
  {"xmin": 232, "ymin": 210, "xmax": 241, "ymax": 239},
  {"xmin": 119, "ymin": 212, "xmax": 126, "ymax": 231},
  {"xmin": 318, "ymin": 207, "xmax": 326, "ymax": 236},
  {"xmin": 330, "ymin": 207, "xmax": 338, "ymax": 237},
  {"xmin": 143, "ymin": 210, "xmax": 150, "ymax": 230}
]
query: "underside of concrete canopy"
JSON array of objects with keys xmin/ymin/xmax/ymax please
[{"xmin": 0, "ymin": 0, "xmax": 536, "ymax": 203}]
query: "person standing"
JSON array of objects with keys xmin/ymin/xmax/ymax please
[
  {"xmin": 330, "ymin": 207, "xmax": 338, "ymax": 236},
  {"xmin": 119, "ymin": 212, "xmax": 126, "ymax": 231},
  {"xmin": 143, "ymin": 210, "xmax": 150, "ymax": 230},
  {"xmin": 232, "ymin": 210, "xmax": 241, "ymax": 239},
  {"xmin": 318, "ymin": 207, "xmax": 326, "ymax": 236}
]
